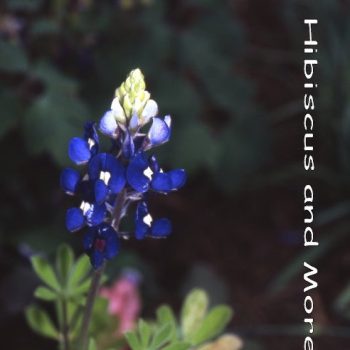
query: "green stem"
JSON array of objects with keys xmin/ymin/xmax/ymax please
[
  {"xmin": 79, "ymin": 263, "xmax": 105, "ymax": 350},
  {"xmin": 79, "ymin": 189, "xmax": 127, "ymax": 350}
]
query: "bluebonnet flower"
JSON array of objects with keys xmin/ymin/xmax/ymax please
[{"xmin": 61, "ymin": 68, "xmax": 186, "ymax": 269}]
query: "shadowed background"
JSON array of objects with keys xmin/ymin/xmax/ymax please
[{"xmin": 0, "ymin": 0, "xmax": 349, "ymax": 349}]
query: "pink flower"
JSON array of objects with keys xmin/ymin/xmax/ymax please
[{"xmin": 100, "ymin": 270, "xmax": 142, "ymax": 335}]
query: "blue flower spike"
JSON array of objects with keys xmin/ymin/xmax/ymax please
[{"xmin": 62, "ymin": 68, "xmax": 186, "ymax": 269}]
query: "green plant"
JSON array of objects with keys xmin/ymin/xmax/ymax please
[{"xmin": 124, "ymin": 288, "xmax": 239, "ymax": 350}]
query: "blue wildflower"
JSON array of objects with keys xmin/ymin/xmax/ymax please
[{"xmin": 61, "ymin": 68, "xmax": 186, "ymax": 269}]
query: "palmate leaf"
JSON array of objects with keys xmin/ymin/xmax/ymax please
[
  {"xmin": 125, "ymin": 330, "xmax": 142, "ymax": 350},
  {"xmin": 149, "ymin": 323, "xmax": 173, "ymax": 350},
  {"xmin": 67, "ymin": 255, "xmax": 91, "ymax": 297},
  {"xmin": 187, "ymin": 306, "xmax": 233, "ymax": 346},
  {"xmin": 31, "ymin": 255, "xmax": 60, "ymax": 291},
  {"xmin": 138, "ymin": 319, "xmax": 152, "ymax": 348},
  {"xmin": 25, "ymin": 305, "xmax": 59, "ymax": 340}
]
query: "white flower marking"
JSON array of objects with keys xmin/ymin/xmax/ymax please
[
  {"xmin": 143, "ymin": 166, "xmax": 153, "ymax": 180},
  {"xmin": 99, "ymin": 171, "xmax": 111, "ymax": 185},
  {"xmin": 143, "ymin": 213, "xmax": 153, "ymax": 227}
]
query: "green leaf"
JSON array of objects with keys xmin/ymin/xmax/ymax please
[
  {"xmin": 25, "ymin": 305, "xmax": 59, "ymax": 339},
  {"xmin": 138, "ymin": 319, "xmax": 152, "ymax": 347},
  {"xmin": 88, "ymin": 338, "xmax": 97, "ymax": 350},
  {"xmin": 34, "ymin": 286, "xmax": 58, "ymax": 301},
  {"xmin": 158, "ymin": 123, "xmax": 219, "ymax": 175},
  {"xmin": 23, "ymin": 62, "xmax": 89, "ymax": 165},
  {"xmin": 163, "ymin": 341, "xmax": 191, "ymax": 350},
  {"xmin": 71, "ymin": 278, "xmax": 91, "ymax": 296},
  {"xmin": 0, "ymin": 41, "xmax": 28, "ymax": 72},
  {"xmin": 56, "ymin": 244, "xmax": 74, "ymax": 285},
  {"xmin": 188, "ymin": 306, "xmax": 233, "ymax": 346},
  {"xmin": 181, "ymin": 289, "xmax": 209, "ymax": 339},
  {"xmin": 67, "ymin": 255, "xmax": 91, "ymax": 297},
  {"xmin": 156, "ymin": 305, "xmax": 177, "ymax": 342},
  {"xmin": 31, "ymin": 255, "xmax": 60, "ymax": 291},
  {"xmin": 125, "ymin": 330, "xmax": 142, "ymax": 350},
  {"xmin": 149, "ymin": 323, "xmax": 172, "ymax": 350}
]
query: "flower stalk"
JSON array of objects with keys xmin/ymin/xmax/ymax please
[{"xmin": 79, "ymin": 189, "xmax": 127, "ymax": 350}]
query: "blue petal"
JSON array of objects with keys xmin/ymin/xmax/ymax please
[
  {"xmin": 151, "ymin": 172, "xmax": 172, "ymax": 193},
  {"xmin": 90, "ymin": 250, "xmax": 104, "ymax": 269},
  {"xmin": 164, "ymin": 115, "xmax": 172, "ymax": 128},
  {"xmin": 129, "ymin": 114, "xmax": 139, "ymax": 130},
  {"xmin": 122, "ymin": 130, "xmax": 135, "ymax": 159},
  {"xmin": 149, "ymin": 155, "xmax": 160, "ymax": 173},
  {"xmin": 126, "ymin": 153, "xmax": 150, "ymax": 193},
  {"xmin": 106, "ymin": 158, "xmax": 126, "ymax": 194},
  {"xmin": 135, "ymin": 201, "xmax": 149, "ymax": 240},
  {"xmin": 85, "ymin": 203, "xmax": 106, "ymax": 226},
  {"xmin": 66, "ymin": 207, "xmax": 85, "ymax": 232},
  {"xmin": 148, "ymin": 117, "xmax": 171, "ymax": 146},
  {"xmin": 84, "ymin": 122, "xmax": 99, "ymax": 145},
  {"xmin": 88, "ymin": 154, "xmax": 125, "ymax": 194},
  {"xmin": 99, "ymin": 110, "xmax": 117, "ymax": 137},
  {"xmin": 168, "ymin": 169, "xmax": 187, "ymax": 190},
  {"xmin": 136, "ymin": 201, "xmax": 149, "ymax": 218},
  {"xmin": 88, "ymin": 154, "xmax": 102, "ymax": 179},
  {"xmin": 135, "ymin": 221, "xmax": 148, "ymax": 240},
  {"xmin": 60, "ymin": 168, "xmax": 80, "ymax": 194},
  {"xmin": 83, "ymin": 228, "xmax": 96, "ymax": 250},
  {"xmin": 151, "ymin": 218, "xmax": 172, "ymax": 237},
  {"xmin": 68, "ymin": 137, "xmax": 91, "ymax": 165},
  {"xmin": 104, "ymin": 228, "xmax": 120, "ymax": 259},
  {"xmin": 95, "ymin": 179, "xmax": 109, "ymax": 204}
]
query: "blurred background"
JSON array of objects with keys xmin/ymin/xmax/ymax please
[{"xmin": 0, "ymin": 0, "xmax": 349, "ymax": 349}]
